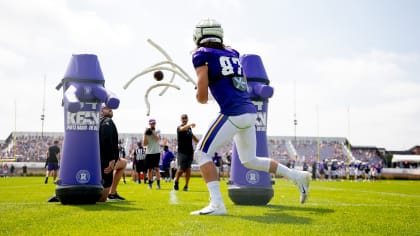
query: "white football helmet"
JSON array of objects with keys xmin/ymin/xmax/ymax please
[{"xmin": 193, "ymin": 18, "xmax": 224, "ymax": 46}]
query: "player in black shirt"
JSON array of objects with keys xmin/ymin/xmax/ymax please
[{"xmin": 44, "ymin": 140, "xmax": 60, "ymax": 184}]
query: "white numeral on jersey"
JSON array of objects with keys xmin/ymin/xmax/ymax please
[
  {"xmin": 220, "ymin": 56, "xmax": 242, "ymax": 76},
  {"xmin": 232, "ymin": 58, "xmax": 242, "ymax": 75}
]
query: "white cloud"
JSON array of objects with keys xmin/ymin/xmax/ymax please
[
  {"xmin": 275, "ymin": 49, "xmax": 420, "ymax": 149},
  {"xmin": 0, "ymin": 47, "xmax": 26, "ymax": 68}
]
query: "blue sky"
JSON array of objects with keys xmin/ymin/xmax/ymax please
[{"xmin": 0, "ymin": 0, "xmax": 419, "ymax": 150}]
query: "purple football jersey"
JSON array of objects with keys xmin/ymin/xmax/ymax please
[{"xmin": 192, "ymin": 47, "xmax": 256, "ymax": 115}]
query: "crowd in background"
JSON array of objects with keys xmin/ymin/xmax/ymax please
[
  {"xmin": 2, "ymin": 132, "xmax": 419, "ymax": 182},
  {"xmin": 1, "ymin": 132, "xmax": 386, "ymax": 168},
  {"xmin": 1, "ymin": 133, "xmax": 63, "ymax": 162}
]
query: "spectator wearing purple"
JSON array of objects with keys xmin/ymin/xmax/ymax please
[
  {"xmin": 212, "ymin": 152, "xmax": 222, "ymax": 180},
  {"xmin": 161, "ymin": 145, "xmax": 175, "ymax": 182}
]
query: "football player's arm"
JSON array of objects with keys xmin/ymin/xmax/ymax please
[
  {"xmin": 179, "ymin": 123, "xmax": 196, "ymax": 132},
  {"xmin": 195, "ymin": 65, "xmax": 209, "ymax": 104}
]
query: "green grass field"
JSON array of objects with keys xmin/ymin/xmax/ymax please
[{"xmin": 0, "ymin": 176, "xmax": 419, "ymax": 236}]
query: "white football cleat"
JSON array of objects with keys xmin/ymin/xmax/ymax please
[
  {"xmin": 292, "ymin": 171, "xmax": 311, "ymax": 204},
  {"xmin": 190, "ymin": 203, "xmax": 227, "ymax": 216}
]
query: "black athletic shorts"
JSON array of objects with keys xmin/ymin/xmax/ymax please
[
  {"xmin": 135, "ymin": 159, "xmax": 146, "ymax": 173},
  {"xmin": 145, "ymin": 153, "xmax": 160, "ymax": 169},
  {"xmin": 101, "ymin": 161, "xmax": 114, "ymax": 188},
  {"xmin": 177, "ymin": 152, "xmax": 193, "ymax": 171}
]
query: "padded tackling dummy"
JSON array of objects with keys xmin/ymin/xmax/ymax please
[
  {"xmin": 55, "ymin": 54, "xmax": 119, "ymax": 204},
  {"xmin": 228, "ymin": 54, "xmax": 274, "ymax": 205}
]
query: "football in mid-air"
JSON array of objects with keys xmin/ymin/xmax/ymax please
[{"xmin": 153, "ymin": 70, "xmax": 164, "ymax": 81}]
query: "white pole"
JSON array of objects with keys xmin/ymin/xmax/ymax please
[
  {"xmin": 316, "ymin": 105, "xmax": 320, "ymax": 162},
  {"xmin": 41, "ymin": 75, "xmax": 46, "ymax": 137},
  {"xmin": 293, "ymin": 80, "xmax": 297, "ymax": 145},
  {"xmin": 13, "ymin": 99, "xmax": 16, "ymax": 159},
  {"xmin": 347, "ymin": 105, "xmax": 351, "ymax": 161}
]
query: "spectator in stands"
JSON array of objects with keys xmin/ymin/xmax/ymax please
[
  {"xmin": 131, "ymin": 148, "xmax": 137, "ymax": 183},
  {"xmin": 225, "ymin": 151, "xmax": 232, "ymax": 178},
  {"xmin": 375, "ymin": 163, "xmax": 383, "ymax": 179},
  {"xmin": 363, "ymin": 163, "xmax": 370, "ymax": 181},
  {"xmin": 338, "ymin": 164, "xmax": 345, "ymax": 181},
  {"xmin": 311, "ymin": 161, "xmax": 317, "ymax": 180},
  {"xmin": 22, "ymin": 164, "xmax": 27, "ymax": 176},
  {"xmin": 99, "ymin": 105, "xmax": 126, "ymax": 201},
  {"xmin": 302, "ymin": 162, "xmax": 309, "ymax": 172},
  {"xmin": 323, "ymin": 160, "xmax": 330, "ymax": 180},
  {"xmin": 2, "ymin": 163, "xmax": 8, "ymax": 177},
  {"xmin": 10, "ymin": 164, "xmax": 15, "ymax": 176},
  {"xmin": 331, "ymin": 160, "xmax": 339, "ymax": 180},
  {"xmin": 44, "ymin": 140, "xmax": 60, "ymax": 184},
  {"xmin": 318, "ymin": 161, "xmax": 324, "ymax": 180},
  {"xmin": 356, "ymin": 161, "xmax": 363, "ymax": 181},
  {"xmin": 286, "ymin": 159, "xmax": 291, "ymax": 168},
  {"xmin": 348, "ymin": 163, "xmax": 356, "ymax": 181},
  {"xmin": 212, "ymin": 152, "xmax": 222, "ymax": 180},
  {"xmin": 174, "ymin": 114, "xmax": 199, "ymax": 192},
  {"xmin": 170, "ymin": 158, "xmax": 177, "ymax": 181},
  {"xmin": 370, "ymin": 165, "xmax": 377, "ymax": 181}
]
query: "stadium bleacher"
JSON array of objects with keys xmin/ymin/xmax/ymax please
[
  {"xmin": 1, "ymin": 131, "xmax": 387, "ymax": 166},
  {"xmin": 2, "ymin": 131, "xmax": 419, "ymax": 180}
]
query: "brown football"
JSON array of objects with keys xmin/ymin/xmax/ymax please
[{"xmin": 153, "ymin": 70, "xmax": 164, "ymax": 81}]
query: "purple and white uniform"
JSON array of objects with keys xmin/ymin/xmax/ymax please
[
  {"xmin": 193, "ymin": 47, "xmax": 256, "ymax": 116},
  {"xmin": 192, "ymin": 47, "xmax": 270, "ymax": 171}
]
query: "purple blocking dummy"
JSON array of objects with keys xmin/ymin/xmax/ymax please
[
  {"xmin": 55, "ymin": 54, "xmax": 119, "ymax": 204},
  {"xmin": 228, "ymin": 54, "xmax": 274, "ymax": 205}
]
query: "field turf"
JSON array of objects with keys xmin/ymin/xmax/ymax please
[{"xmin": 0, "ymin": 176, "xmax": 419, "ymax": 235}]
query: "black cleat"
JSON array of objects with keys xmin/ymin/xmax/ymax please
[{"xmin": 107, "ymin": 192, "xmax": 126, "ymax": 201}]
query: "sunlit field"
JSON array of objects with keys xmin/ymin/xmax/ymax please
[{"xmin": 0, "ymin": 177, "xmax": 419, "ymax": 235}]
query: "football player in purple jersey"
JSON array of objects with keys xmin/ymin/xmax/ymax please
[{"xmin": 190, "ymin": 19, "xmax": 311, "ymax": 215}]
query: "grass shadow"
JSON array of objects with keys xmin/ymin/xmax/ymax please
[
  {"xmin": 233, "ymin": 204, "xmax": 334, "ymax": 224},
  {"xmin": 50, "ymin": 200, "xmax": 144, "ymax": 212}
]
